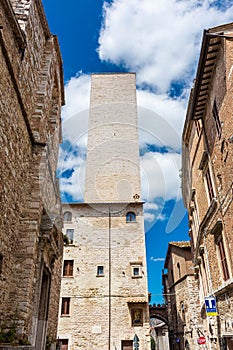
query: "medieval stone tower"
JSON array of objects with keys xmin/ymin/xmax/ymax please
[{"xmin": 58, "ymin": 73, "xmax": 150, "ymax": 350}]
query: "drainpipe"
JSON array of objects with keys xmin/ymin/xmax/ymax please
[{"xmin": 108, "ymin": 207, "xmax": 112, "ymax": 350}]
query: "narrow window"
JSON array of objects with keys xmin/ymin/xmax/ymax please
[
  {"xmin": 181, "ymin": 302, "xmax": 186, "ymax": 323},
  {"xmin": 133, "ymin": 267, "xmax": 139, "ymax": 276},
  {"xmin": 66, "ymin": 229, "xmax": 74, "ymax": 244},
  {"xmin": 177, "ymin": 262, "xmax": 181, "ymax": 279},
  {"xmin": 192, "ymin": 194, "xmax": 200, "ymax": 238},
  {"xmin": 0, "ymin": 255, "xmax": 3, "ymax": 276},
  {"xmin": 204, "ymin": 166, "xmax": 215, "ymax": 203},
  {"xmin": 212, "ymin": 100, "xmax": 221, "ymax": 139},
  {"xmin": 63, "ymin": 211, "xmax": 72, "ymax": 222},
  {"xmin": 218, "ymin": 237, "xmax": 229, "ymax": 281},
  {"xmin": 195, "ymin": 119, "xmax": 202, "ymax": 136},
  {"xmin": 97, "ymin": 266, "xmax": 104, "ymax": 276},
  {"xmin": 200, "ymin": 254, "xmax": 208, "ymax": 296},
  {"xmin": 132, "ymin": 309, "xmax": 143, "ymax": 326},
  {"xmin": 63, "ymin": 260, "xmax": 74, "ymax": 277},
  {"xmin": 126, "ymin": 212, "xmax": 136, "ymax": 222},
  {"xmin": 61, "ymin": 297, "xmax": 70, "ymax": 316}
]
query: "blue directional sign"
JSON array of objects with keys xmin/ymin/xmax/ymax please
[{"xmin": 205, "ymin": 296, "xmax": 218, "ymax": 316}]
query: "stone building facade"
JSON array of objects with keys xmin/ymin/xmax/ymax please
[
  {"xmin": 58, "ymin": 73, "xmax": 150, "ymax": 350},
  {"xmin": 163, "ymin": 242, "xmax": 201, "ymax": 350},
  {"xmin": 182, "ymin": 23, "xmax": 233, "ymax": 350},
  {"xmin": 0, "ymin": 0, "xmax": 64, "ymax": 349}
]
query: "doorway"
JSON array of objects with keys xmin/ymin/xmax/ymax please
[
  {"xmin": 121, "ymin": 340, "xmax": 133, "ymax": 350},
  {"xmin": 35, "ymin": 268, "xmax": 51, "ymax": 350}
]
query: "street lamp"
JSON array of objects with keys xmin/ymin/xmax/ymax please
[{"xmin": 133, "ymin": 334, "xmax": 139, "ymax": 350}]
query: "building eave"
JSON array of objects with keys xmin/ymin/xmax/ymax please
[{"xmin": 183, "ymin": 22, "xmax": 233, "ymax": 142}]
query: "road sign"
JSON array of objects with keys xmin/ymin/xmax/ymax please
[
  {"xmin": 197, "ymin": 336, "xmax": 206, "ymax": 345},
  {"xmin": 205, "ymin": 296, "xmax": 218, "ymax": 316}
]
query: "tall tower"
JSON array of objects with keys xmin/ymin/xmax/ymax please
[
  {"xmin": 84, "ymin": 73, "xmax": 141, "ymax": 202},
  {"xmin": 58, "ymin": 73, "xmax": 150, "ymax": 350}
]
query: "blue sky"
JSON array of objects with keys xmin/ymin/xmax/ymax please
[{"xmin": 42, "ymin": 0, "xmax": 233, "ymax": 304}]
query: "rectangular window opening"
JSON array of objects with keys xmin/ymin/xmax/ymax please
[
  {"xmin": 66, "ymin": 229, "xmax": 74, "ymax": 244},
  {"xmin": 204, "ymin": 166, "xmax": 215, "ymax": 203},
  {"xmin": 61, "ymin": 297, "xmax": 70, "ymax": 316},
  {"xmin": 0, "ymin": 255, "xmax": 3, "ymax": 275},
  {"xmin": 212, "ymin": 100, "xmax": 222, "ymax": 139},
  {"xmin": 131, "ymin": 309, "xmax": 143, "ymax": 326},
  {"xmin": 218, "ymin": 238, "xmax": 230, "ymax": 281},
  {"xmin": 63, "ymin": 260, "xmax": 74, "ymax": 277},
  {"xmin": 60, "ymin": 339, "xmax": 68, "ymax": 350},
  {"xmin": 97, "ymin": 266, "xmax": 104, "ymax": 276},
  {"xmin": 121, "ymin": 340, "xmax": 133, "ymax": 350}
]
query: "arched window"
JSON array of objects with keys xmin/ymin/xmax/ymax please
[
  {"xmin": 63, "ymin": 211, "xmax": 72, "ymax": 222},
  {"xmin": 126, "ymin": 212, "xmax": 136, "ymax": 222}
]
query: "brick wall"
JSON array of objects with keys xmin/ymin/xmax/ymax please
[{"xmin": 182, "ymin": 23, "xmax": 233, "ymax": 350}]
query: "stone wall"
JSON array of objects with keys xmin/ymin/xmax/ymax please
[
  {"xmin": 84, "ymin": 73, "xmax": 141, "ymax": 203},
  {"xmin": 164, "ymin": 243, "xmax": 202, "ymax": 350},
  {"xmin": 58, "ymin": 203, "xmax": 150, "ymax": 350},
  {"xmin": 0, "ymin": 0, "xmax": 64, "ymax": 348}
]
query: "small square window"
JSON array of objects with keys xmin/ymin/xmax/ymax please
[
  {"xmin": 131, "ymin": 263, "xmax": 142, "ymax": 278},
  {"xmin": 63, "ymin": 211, "xmax": 72, "ymax": 222},
  {"xmin": 97, "ymin": 266, "xmax": 104, "ymax": 276},
  {"xmin": 126, "ymin": 212, "xmax": 136, "ymax": 222}
]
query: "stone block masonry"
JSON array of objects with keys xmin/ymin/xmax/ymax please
[
  {"xmin": 84, "ymin": 73, "xmax": 141, "ymax": 203},
  {"xmin": 58, "ymin": 74, "xmax": 150, "ymax": 350},
  {"xmin": 0, "ymin": 0, "xmax": 64, "ymax": 349}
]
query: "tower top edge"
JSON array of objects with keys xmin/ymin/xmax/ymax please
[
  {"xmin": 62, "ymin": 201, "xmax": 145, "ymax": 206},
  {"xmin": 91, "ymin": 72, "xmax": 136, "ymax": 76}
]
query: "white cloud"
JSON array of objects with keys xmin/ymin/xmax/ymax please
[
  {"xmin": 98, "ymin": 0, "xmax": 233, "ymax": 92},
  {"xmin": 137, "ymin": 90, "xmax": 186, "ymax": 151},
  {"xmin": 141, "ymin": 151, "xmax": 181, "ymax": 202},
  {"xmin": 144, "ymin": 202, "xmax": 159, "ymax": 211},
  {"xmin": 144, "ymin": 212, "xmax": 156, "ymax": 222},
  {"xmin": 59, "ymin": 157, "xmax": 86, "ymax": 202},
  {"xmin": 62, "ymin": 73, "xmax": 91, "ymax": 121},
  {"xmin": 150, "ymin": 257, "xmax": 165, "ymax": 262}
]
